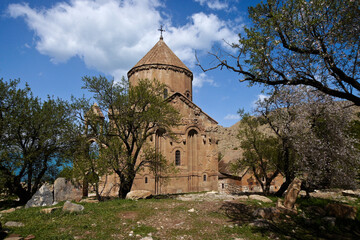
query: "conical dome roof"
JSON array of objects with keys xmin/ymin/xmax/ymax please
[{"xmin": 128, "ymin": 38, "xmax": 192, "ymax": 79}]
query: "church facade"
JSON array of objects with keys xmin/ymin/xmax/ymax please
[{"xmin": 99, "ymin": 36, "xmax": 219, "ymax": 195}]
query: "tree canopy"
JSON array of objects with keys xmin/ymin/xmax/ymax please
[
  {"xmin": 73, "ymin": 76, "xmax": 180, "ymax": 198},
  {"xmin": 0, "ymin": 78, "xmax": 78, "ymax": 203},
  {"xmin": 199, "ymin": 0, "xmax": 360, "ymax": 105},
  {"xmin": 234, "ymin": 111, "xmax": 281, "ymax": 195}
]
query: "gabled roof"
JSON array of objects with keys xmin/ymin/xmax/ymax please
[
  {"xmin": 128, "ymin": 38, "xmax": 192, "ymax": 78},
  {"xmin": 166, "ymin": 92, "xmax": 218, "ymax": 125}
]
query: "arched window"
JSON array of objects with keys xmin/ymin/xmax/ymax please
[
  {"xmin": 164, "ymin": 88, "xmax": 168, "ymax": 99},
  {"xmin": 175, "ymin": 150, "xmax": 181, "ymax": 166},
  {"xmin": 89, "ymin": 141, "xmax": 99, "ymax": 158},
  {"xmin": 145, "ymin": 177, "xmax": 148, "ymax": 184},
  {"xmin": 203, "ymin": 174, "xmax": 207, "ymax": 181}
]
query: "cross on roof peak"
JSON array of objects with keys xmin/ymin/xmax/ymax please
[{"xmin": 158, "ymin": 25, "xmax": 165, "ymax": 40}]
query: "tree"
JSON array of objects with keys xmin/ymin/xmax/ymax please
[
  {"xmin": 254, "ymin": 86, "xmax": 359, "ymax": 195},
  {"xmin": 70, "ymin": 139, "xmax": 110, "ymax": 201},
  {"xmin": 348, "ymin": 113, "xmax": 360, "ymax": 183},
  {"xmin": 254, "ymin": 87, "xmax": 303, "ymax": 196},
  {"xmin": 198, "ymin": 0, "xmax": 360, "ymax": 105},
  {"xmin": 233, "ymin": 111, "xmax": 281, "ymax": 195},
  {"xmin": 73, "ymin": 76, "xmax": 180, "ymax": 198},
  {"xmin": 0, "ymin": 78, "xmax": 78, "ymax": 204}
]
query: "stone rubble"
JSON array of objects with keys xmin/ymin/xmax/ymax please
[
  {"xmin": 4, "ymin": 233, "xmax": 23, "ymax": 240},
  {"xmin": 176, "ymin": 192, "xmax": 250, "ymax": 202},
  {"xmin": 248, "ymin": 194, "xmax": 272, "ymax": 203},
  {"xmin": 40, "ymin": 207, "xmax": 61, "ymax": 214},
  {"xmin": 4, "ymin": 221, "xmax": 25, "ymax": 227},
  {"xmin": 0, "ymin": 208, "xmax": 15, "ymax": 214},
  {"xmin": 187, "ymin": 208, "xmax": 195, "ymax": 213},
  {"xmin": 342, "ymin": 190, "xmax": 360, "ymax": 198}
]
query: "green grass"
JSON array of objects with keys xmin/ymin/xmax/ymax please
[{"xmin": 1, "ymin": 196, "xmax": 359, "ymax": 240}]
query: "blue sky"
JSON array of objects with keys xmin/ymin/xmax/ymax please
[{"xmin": 0, "ymin": 0, "xmax": 264, "ymax": 127}]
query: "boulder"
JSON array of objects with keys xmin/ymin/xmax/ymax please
[
  {"xmin": 325, "ymin": 203, "xmax": 357, "ymax": 220},
  {"xmin": 54, "ymin": 178, "xmax": 82, "ymax": 203},
  {"xmin": 25, "ymin": 185, "xmax": 53, "ymax": 208},
  {"xmin": 249, "ymin": 194, "xmax": 272, "ymax": 203},
  {"xmin": 4, "ymin": 221, "xmax": 25, "ymax": 227},
  {"xmin": 283, "ymin": 178, "xmax": 302, "ymax": 209},
  {"xmin": 62, "ymin": 201, "xmax": 84, "ymax": 213},
  {"xmin": 126, "ymin": 190, "xmax": 152, "ymax": 200}
]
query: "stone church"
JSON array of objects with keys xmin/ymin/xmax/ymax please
[{"xmin": 98, "ymin": 35, "xmax": 219, "ymax": 196}]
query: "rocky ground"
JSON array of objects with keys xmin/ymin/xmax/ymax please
[{"xmin": 1, "ymin": 190, "xmax": 360, "ymax": 240}]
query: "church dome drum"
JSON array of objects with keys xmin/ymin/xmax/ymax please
[{"xmin": 127, "ymin": 37, "xmax": 193, "ymax": 100}]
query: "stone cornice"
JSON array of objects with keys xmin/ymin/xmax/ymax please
[{"xmin": 127, "ymin": 64, "xmax": 193, "ymax": 80}]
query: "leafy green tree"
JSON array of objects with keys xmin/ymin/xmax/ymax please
[
  {"xmin": 73, "ymin": 76, "xmax": 180, "ymax": 198},
  {"xmin": 233, "ymin": 111, "xmax": 281, "ymax": 195},
  {"xmin": 71, "ymin": 139, "xmax": 111, "ymax": 200},
  {"xmin": 199, "ymin": 0, "xmax": 360, "ymax": 105},
  {"xmin": 0, "ymin": 78, "xmax": 78, "ymax": 204}
]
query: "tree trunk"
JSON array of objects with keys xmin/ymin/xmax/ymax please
[
  {"xmin": 13, "ymin": 183, "xmax": 31, "ymax": 205},
  {"xmin": 4, "ymin": 175, "xmax": 31, "ymax": 204},
  {"xmin": 263, "ymin": 184, "xmax": 270, "ymax": 195},
  {"xmin": 118, "ymin": 178, "xmax": 132, "ymax": 199},
  {"xmin": 83, "ymin": 177, "xmax": 89, "ymax": 197},
  {"xmin": 275, "ymin": 178, "xmax": 292, "ymax": 197},
  {"xmin": 117, "ymin": 171, "xmax": 135, "ymax": 199},
  {"xmin": 94, "ymin": 182, "xmax": 103, "ymax": 201},
  {"xmin": 275, "ymin": 143, "xmax": 294, "ymax": 197}
]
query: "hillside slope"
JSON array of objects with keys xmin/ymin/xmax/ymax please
[{"xmin": 214, "ymin": 121, "xmax": 242, "ymax": 156}]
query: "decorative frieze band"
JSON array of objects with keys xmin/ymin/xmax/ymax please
[{"xmin": 128, "ymin": 64, "xmax": 193, "ymax": 79}]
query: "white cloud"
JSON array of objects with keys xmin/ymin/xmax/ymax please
[
  {"xmin": 257, "ymin": 94, "xmax": 268, "ymax": 102},
  {"xmin": 8, "ymin": 0, "xmax": 239, "ymax": 82},
  {"xmin": 167, "ymin": 12, "xmax": 238, "ymax": 66},
  {"xmin": 193, "ymin": 72, "xmax": 217, "ymax": 88},
  {"xmin": 195, "ymin": 0, "xmax": 228, "ymax": 10},
  {"xmin": 252, "ymin": 94, "xmax": 269, "ymax": 107},
  {"xmin": 224, "ymin": 113, "xmax": 240, "ymax": 120}
]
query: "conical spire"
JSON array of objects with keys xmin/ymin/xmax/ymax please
[{"xmin": 128, "ymin": 38, "xmax": 191, "ymax": 74}]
